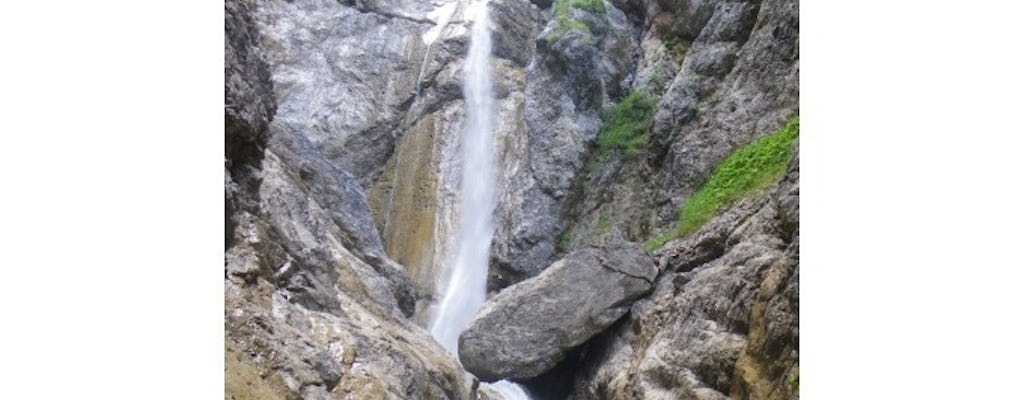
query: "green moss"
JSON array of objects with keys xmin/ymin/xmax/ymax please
[
  {"xmin": 640, "ymin": 117, "xmax": 799, "ymax": 252},
  {"xmin": 596, "ymin": 89, "xmax": 658, "ymax": 158},
  {"xmin": 644, "ymin": 231, "xmax": 674, "ymax": 252},
  {"xmin": 648, "ymin": 69, "xmax": 664, "ymax": 88},
  {"xmin": 677, "ymin": 117, "xmax": 800, "ymax": 235},
  {"xmin": 664, "ymin": 35, "xmax": 691, "ymax": 62},
  {"xmin": 595, "ymin": 216, "xmax": 611, "ymax": 234},
  {"xmin": 557, "ymin": 228, "xmax": 573, "ymax": 252},
  {"xmin": 565, "ymin": 0, "xmax": 606, "ymax": 14},
  {"xmin": 585, "ymin": 154, "xmax": 602, "ymax": 172},
  {"xmin": 545, "ymin": 0, "xmax": 607, "ymax": 43}
]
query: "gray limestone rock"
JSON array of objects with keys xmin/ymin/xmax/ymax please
[
  {"xmin": 652, "ymin": 0, "xmax": 799, "ymax": 224},
  {"xmin": 490, "ymin": 0, "xmax": 543, "ymax": 66},
  {"xmin": 225, "ymin": 0, "xmax": 276, "ymax": 168},
  {"xmin": 460, "ymin": 242, "xmax": 657, "ymax": 381},
  {"xmin": 225, "ymin": 1, "xmax": 481, "ymax": 399},
  {"xmin": 491, "ymin": 0, "xmax": 640, "ymax": 286},
  {"xmin": 569, "ymin": 141, "xmax": 800, "ymax": 400},
  {"xmin": 251, "ymin": 0, "xmax": 444, "ymax": 187},
  {"xmin": 225, "ymin": 0, "xmax": 277, "ymax": 250}
]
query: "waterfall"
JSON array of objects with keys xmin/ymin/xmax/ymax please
[
  {"xmin": 428, "ymin": 0, "xmax": 495, "ymax": 354},
  {"xmin": 427, "ymin": 1, "xmax": 530, "ymax": 399},
  {"xmin": 486, "ymin": 380, "xmax": 531, "ymax": 399}
]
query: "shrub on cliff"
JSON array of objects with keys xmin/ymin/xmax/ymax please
[
  {"xmin": 546, "ymin": 0, "xmax": 607, "ymax": 43},
  {"xmin": 596, "ymin": 89, "xmax": 657, "ymax": 157}
]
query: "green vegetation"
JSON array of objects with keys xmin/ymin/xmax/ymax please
[
  {"xmin": 644, "ymin": 231, "xmax": 674, "ymax": 252},
  {"xmin": 647, "ymin": 69, "xmax": 665, "ymax": 89},
  {"xmin": 585, "ymin": 155, "xmax": 601, "ymax": 172},
  {"xmin": 664, "ymin": 35, "xmax": 691, "ymax": 62},
  {"xmin": 644, "ymin": 116, "xmax": 800, "ymax": 250},
  {"xmin": 677, "ymin": 117, "xmax": 799, "ymax": 235},
  {"xmin": 545, "ymin": 0, "xmax": 607, "ymax": 43},
  {"xmin": 556, "ymin": 228, "xmax": 573, "ymax": 252},
  {"xmin": 595, "ymin": 216, "xmax": 611, "ymax": 235},
  {"xmin": 596, "ymin": 89, "xmax": 658, "ymax": 158},
  {"xmin": 559, "ymin": 0, "xmax": 605, "ymax": 14}
]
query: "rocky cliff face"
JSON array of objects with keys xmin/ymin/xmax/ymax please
[
  {"xmin": 569, "ymin": 145, "xmax": 798, "ymax": 400},
  {"xmin": 225, "ymin": 0, "xmax": 798, "ymax": 398},
  {"xmin": 225, "ymin": 0, "xmax": 478, "ymax": 398}
]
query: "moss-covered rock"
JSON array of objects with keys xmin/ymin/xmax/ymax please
[
  {"xmin": 677, "ymin": 117, "xmax": 799, "ymax": 236},
  {"xmin": 595, "ymin": 89, "xmax": 658, "ymax": 158}
]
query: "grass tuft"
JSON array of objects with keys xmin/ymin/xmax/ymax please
[
  {"xmin": 676, "ymin": 117, "xmax": 800, "ymax": 235},
  {"xmin": 556, "ymin": 228, "xmax": 573, "ymax": 252},
  {"xmin": 642, "ymin": 116, "xmax": 799, "ymax": 251},
  {"xmin": 663, "ymin": 35, "xmax": 691, "ymax": 62},
  {"xmin": 644, "ymin": 231, "xmax": 675, "ymax": 252},
  {"xmin": 595, "ymin": 216, "xmax": 611, "ymax": 235},
  {"xmin": 546, "ymin": 0, "xmax": 607, "ymax": 43},
  {"xmin": 596, "ymin": 89, "xmax": 658, "ymax": 158}
]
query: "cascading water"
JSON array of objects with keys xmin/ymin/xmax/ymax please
[
  {"xmin": 427, "ymin": 1, "xmax": 529, "ymax": 399},
  {"xmin": 428, "ymin": 0, "xmax": 495, "ymax": 353},
  {"xmin": 485, "ymin": 380, "xmax": 531, "ymax": 399}
]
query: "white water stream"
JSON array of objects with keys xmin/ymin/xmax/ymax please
[
  {"xmin": 428, "ymin": 0, "xmax": 495, "ymax": 354},
  {"xmin": 427, "ymin": 1, "xmax": 529, "ymax": 399}
]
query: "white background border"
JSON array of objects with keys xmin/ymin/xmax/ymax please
[{"xmin": 2, "ymin": 0, "xmax": 1023, "ymax": 398}]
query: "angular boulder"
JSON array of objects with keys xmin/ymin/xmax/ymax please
[{"xmin": 459, "ymin": 243, "xmax": 657, "ymax": 381}]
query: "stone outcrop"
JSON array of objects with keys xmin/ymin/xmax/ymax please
[
  {"xmin": 459, "ymin": 243, "xmax": 657, "ymax": 381},
  {"xmin": 225, "ymin": 0, "xmax": 481, "ymax": 398},
  {"xmin": 225, "ymin": 0, "xmax": 277, "ymax": 249},
  {"xmin": 568, "ymin": 143, "xmax": 799, "ymax": 400},
  {"xmin": 491, "ymin": 0, "xmax": 640, "ymax": 286},
  {"xmin": 562, "ymin": 0, "xmax": 798, "ymax": 253},
  {"xmin": 225, "ymin": 0, "xmax": 275, "ymax": 170},
  {"xmin": 649, "ymin": 0, "xmax": 799, "ymax": 216},
  {"xmin": 250, "ymin": 0, "xmax": 441, "ymax": 187},
  {"xmin": 507, "ymin": 0, "xmax": 802, "ymax": 397}
]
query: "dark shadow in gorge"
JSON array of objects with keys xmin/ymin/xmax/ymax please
[
  {"xmin": 520, "ymin": 345, "xmax": 585, "ymax": 400},
  {"xmin": 521, "ymin": 316, "xmax": 630, "ymax": 400}
]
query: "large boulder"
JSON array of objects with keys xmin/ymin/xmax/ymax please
[{"xmin": 459, "ymin": 243, "xmax": 657, "ymax": 381}]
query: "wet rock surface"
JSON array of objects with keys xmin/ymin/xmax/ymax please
[{"xmin": 460, "ymin": 243, "xmax": 656, "ymax": 381}]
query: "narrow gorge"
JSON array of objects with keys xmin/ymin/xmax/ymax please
[{"xmin": 225, "ymin": 0, "xmax": 799, "ymax": 398}]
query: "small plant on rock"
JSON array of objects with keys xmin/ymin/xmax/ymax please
[
  {"xmin": 556, "ymin": 229, "xmax": 573, "ymax": 252},
  {"xmin": 676, "ymin": 116, "xmax": 800, "ymax": 235},
  {"xmin": 643, "ymin": 116, "xmax": 800, "ymax": 251},
  {"xmin": 596, "ymin": 89, "xmax": 658, "ymax": 158},
  {"xmin": 663, "ymin": 35, "xmax": 691, "ymax": 63},
  {"xmin": 644, "ymin": 231, "xmax": 675, "ymax": 252},
  {"xmin": 545, "ymin": 0, "xmax": 607, "ymax": 43}
]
